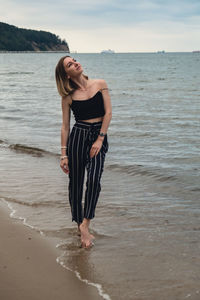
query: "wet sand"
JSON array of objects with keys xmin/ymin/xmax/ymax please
[{"xmin": 0, "ymin": 200, "xmax": 102, "ymax": 300}]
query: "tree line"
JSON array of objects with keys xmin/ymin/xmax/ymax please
[{"xmin": 0, "ymin": 22, "xmax": 69, "ymax": 51}]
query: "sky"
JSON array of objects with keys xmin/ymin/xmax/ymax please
[{"xmin": 0, "ymin": 0, "xmax": 200, "ymax": 53}]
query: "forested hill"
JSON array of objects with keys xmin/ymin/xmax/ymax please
[{"xmin": 0, "ymin": 22, "xmax": 70, "ymax": 52}]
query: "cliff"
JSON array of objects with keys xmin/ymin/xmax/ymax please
[{"xmin": 0, "ymin": 22, "xmax": 70, "ymax": 52}]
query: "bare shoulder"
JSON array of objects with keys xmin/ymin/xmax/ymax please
[
  {"xmin": 61, "ymin": 94, "xmax": 72, "ymax": 107},
  {"xmin": 93, "ymin": 78, "xmax": 108, "ymax": 90}
]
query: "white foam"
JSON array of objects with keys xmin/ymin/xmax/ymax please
[
  {"xmin": 1, "ymin": 198, "xmax": 45, "ymax": 236},
  {"xmin": 56, "ymin": 254, "xmax": 112, "ymax": 300}
]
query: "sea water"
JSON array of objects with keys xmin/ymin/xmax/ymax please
[{"xmin": 0, "ymin": 52, "xmax": 200, "ymax": 300}]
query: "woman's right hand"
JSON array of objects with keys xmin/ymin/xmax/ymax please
[{"xmin": 60, "ymin": 158, "xmax": 69, "ymax": 174}]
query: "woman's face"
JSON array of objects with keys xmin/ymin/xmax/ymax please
[{"xmin": 63, "ymin": 57, "xmax": 83, "ymax": 78}]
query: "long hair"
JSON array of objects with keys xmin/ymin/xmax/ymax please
[{"xmin": 55, "ymin": 55, "xmax": 88, "ymax": 97}]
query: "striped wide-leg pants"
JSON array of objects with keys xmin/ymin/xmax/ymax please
[{"xmin": 66, "ymin": 121, "xmax": 109, "ymax": 224}]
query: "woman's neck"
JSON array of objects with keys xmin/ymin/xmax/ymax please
[{"xmin": 71, "ymin": 75, "xmax": 90, "ymax": 91}]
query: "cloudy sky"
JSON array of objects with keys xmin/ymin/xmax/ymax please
[{"xmin": 1, "ymin": 0, "xmax": 200, "ymax": 52}]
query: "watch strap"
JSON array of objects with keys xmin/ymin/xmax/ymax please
[{"xmin": 99, "ymin": 132, "xmax": 106, "ymax": 137}]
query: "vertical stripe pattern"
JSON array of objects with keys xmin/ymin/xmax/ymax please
[{"xmin": 67, "ymin": 121, "xmax": 108, "ymax": 224}]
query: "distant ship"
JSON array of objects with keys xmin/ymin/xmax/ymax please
[
  {"xmin": 101, "ymin": 49, "xmax": 115, "ymax": 54},
  {"xmin": 192, "ymin": 50, "xmax": 200, "ymax": 53},
  {"xmin": 157, "ymin": 50, "xmax": 165, "ymax": 54}
]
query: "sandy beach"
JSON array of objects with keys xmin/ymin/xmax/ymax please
[{"xmin": 0, "ymin": 200, "xmax": 102, "ymax": 300}]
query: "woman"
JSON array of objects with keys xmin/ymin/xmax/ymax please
[{"xmin": 55, "ymin": 56, "xmax": 112, "ymax": 248}]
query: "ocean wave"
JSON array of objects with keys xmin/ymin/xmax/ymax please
[
  {"xmin": 1, "ymin": 139, "xmax": 177, "ymax": 182},
  {"xmin": 7, "ymin": 108, "xmax": 22, "ymax": 112},
  {"xmin": 0, "ymin": 140, "xmax": 60, "ymax": 157},
  {"xmin": 9, "ymin": 144, "xmax": 50, "ymax": 156},
  {"xmin": 1, "ymin": 196, "xmax": 56, "ymax": 207},
  {"xmin": 135, "ymin": 79, "xmax": 150, "ymax": 83},
  {"xmin": 106, "ymin": 163, "xmax": 177, "ymax": 182},
  {"xmin": 1, "ymin": 116, "xmax": 22, "ymax": 120},
  {"xmin": 10, "ymin": 143, "xmax": 57, "ymax": 157},
  {"xmin": 0, "ymin": 139, "xmax": 58, "ymax": 157},
  {"xmin": 0, "ymin": 71, "xmax": 34, "ymax": 75}
]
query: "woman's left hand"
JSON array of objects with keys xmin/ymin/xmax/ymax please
[{"xmin": 90, "ymin": 138, "xmax": 103, "ymax": 158}]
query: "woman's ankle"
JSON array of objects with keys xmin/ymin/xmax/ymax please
[{"xmin": 80, "ymin": 218, "xmax": 90, "ymax": 228}]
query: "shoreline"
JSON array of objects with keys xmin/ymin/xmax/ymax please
[{"xmin": 0, "ymin": 200, "xmax": 103, "ymax": 300}]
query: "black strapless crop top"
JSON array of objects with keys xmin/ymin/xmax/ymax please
[{"xmin": 70, "ymin": 90, "xmax": 105, "ymax": 121}]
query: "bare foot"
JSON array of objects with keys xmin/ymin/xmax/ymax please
[{"xmin": 79, "ymin": 223, "xmax": 95, "ymax": 248}]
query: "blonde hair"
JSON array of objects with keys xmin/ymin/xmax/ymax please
[{"xmin": 55, "ymin": 55, "xmax": 88, "ymax": 97}]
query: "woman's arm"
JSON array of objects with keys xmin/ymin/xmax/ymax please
[
  {"xmin": 60, "ymin": 95, "xmax": 71, "ymax": 173},
  {"xmin": 90, "ymin": 79, "xmax": 112, "ymax": 158},
  {"xmin": 98, "ymin": 79, "xmax": 112, "ymax": 137}
]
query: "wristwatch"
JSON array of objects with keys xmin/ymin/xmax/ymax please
[{"xmin": 99, "ymin": 132, "xmax": 106, "ymax": 137}]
